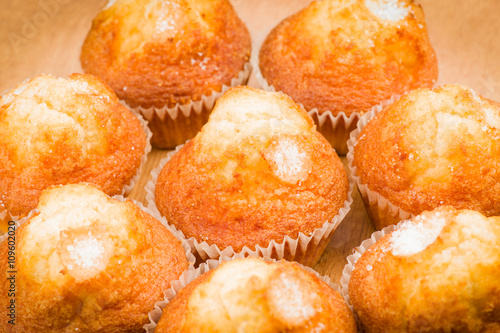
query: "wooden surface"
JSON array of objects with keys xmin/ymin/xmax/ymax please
[{"xmin": 1, "ymin": 0, "xmax": 499, "ymax": 285}]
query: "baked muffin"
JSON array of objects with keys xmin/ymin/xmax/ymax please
[
  {"xmin": 153, "ymin": 86, "xmax": 350, "ymax": 265},
  {"xmin": 350, "ymin": 84, "xmax": 500, "ymax": 229},
  {"xmin": 0, "ymin": 74, "xmax": 148, "ymax": 222},
  {"xmin": 0, "ymin": 183, "xmax": 189, "ymax": 333},
  {"xmin": 81, "ymin": 0, "xmax": 252, "ymax": 148},
  {"xmin": 347, "ymin": 206, "xmax": 500, "ymax": 332},
  {"xmin": 155, "ymin": 257, "xmax": 357, "ymax": 332},
  {"xmin": 0, "ymin": 74, "xmax": 147, "ymax": 222},
  {"xmin": 259, "ymin": 0, "xmax": 437, "ymax": 153}
]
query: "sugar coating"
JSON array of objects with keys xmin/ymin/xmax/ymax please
[
  {"xmin": 103, "ymin": 0, "xmax": 118, "ymax": 10},
  {"xmin": 156, "ymin": 2, "xmax": 180, "ymax": 34},
  {"xmin": 483, "ymin": 107, "xmax": 500, "ymax": 129},
  {"xmin": 68, "ymin": 235, "xmax": 105, "ymax": 269},
  {"xmin": 390, "ymin": 216, "xmax": 446, "ymax": 256},
  {"xmin": 265, "ymin": 137, "xmax": 310, "ymax": 184},
  {"xmin": 269, "ymin": 272, "xmax": 317, "ymax": 323},
  {"xmin": 197, "ymin": 88, "xmax": 313, "ymax": 179},
  {"xmin": 365, "ymin": 0, "xmax": 410, "ymax": 21},
  {"xmin": 20, "ymin": 184, "xmax": 133, "ymax": 284}
]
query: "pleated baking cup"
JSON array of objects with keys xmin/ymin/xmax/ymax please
[
  {"xmin": 0, "ymin": 194, "xmax": 196, "ymax": 269},
  {"xmin": 0, "ymin": 210, "xmax": 13, "ymax": 235},
  {"xmin": 339, "ymin": 223, "xmax": 401, "ymax": 309},
  {"xmin": 121, "ymin": 110, "xmax": 152, "ymax": 195},
  {"xmin": 346, "ymin": 95, "xmax": 413, "ymax": 231},
  {"xmin": 254, "ymin": 63, "xmax": 362, "ymax": 155},
  {"xmin": 144, "ymin": 254, "xmax": 347, "ymax": 333},
  {"xmin": 146, "ymin": 143, "xmax": 354, "ymax": 268},
  {"xmin": 125, "ymin": 62, "xmax": 252, "ymax": 149}
]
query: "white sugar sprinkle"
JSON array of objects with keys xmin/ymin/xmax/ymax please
[
  {"xmin": 365, "ymin": 0, "xmax": 410, "ymax": 22},
  {"xmin": 69, "ymin": 237, "xmax": 105, "ymax": 269},
  {"xmin": 275, "ymin": 273, "xmax": 316, "ymax": 320},
  {"xmin": 366, "ymin": 264, "xmax": 373, "ymax": 271},
  {"xmin": 270, "ymin": 138, "xmax": 307, "ymax": 180},
  {"xmin": 483, "ymin": 107, "xmax": 500, "ymax": 129},
  {"xmin": 390, "ymin": 217, "xmax": 446, "ymax": 256},
  {"xmin": 103, "ymin": 0, "xmax": 118, "ymax": 10}
]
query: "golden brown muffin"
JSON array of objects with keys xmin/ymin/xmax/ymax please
[
  {"xmin": 81, "ymin": 0, "xmax": 251, "ymax": 148},
  {"xmin": 348, "ymin": 206, "xmax": 500, "ymax": 332},
  {"xmin": 352, "ymin": 84, "xmax": 500, "ymax": 229},
  {"xmin": 0, "ymin": 183, "xmax": 189, "ymax": 333},
  {"xmin": 154, "ymin": 86, "xmax": 349, "ymax": 257},
  {"xmin": 156, "ymin": 258, "xmax": 357, "ymax": 332},
  {"xmin": 81, "ymin": 0, "xmax": 251, "ymax": 109},
  {"xmin": 0, "ymin": 74, "xmax": 147, "ymax": 219},
  {"xmin": 259, "ymin": 0, "xmax": 437, "ymax": 116}
]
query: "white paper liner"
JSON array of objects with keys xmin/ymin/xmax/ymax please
[
  {"xmin": 143, "ymin": 254, "xmax": 346, "ymax": 333},
  {"xmin": 121, "ymin": 110, "xmax": 153, "ymax": 195},
  {"xmin": 125, "ymin": 62, "xmax": 252, "ymax": 149},
  {"xmin": 254, "ymin": 61, "xmax": 363, "ymax": 155},
  {"xmin": 146, "ymin": 143, "xmax": 354, "ymax": 267},
  {"xmin": 339, "ymin": 223, "xmax": 401, "ymax": 310},
  {"xmin": 346, "ymin": 95, "xmax": 414, "ymax": 230},
  {"xmin": 0, "ymin": 193, "xmax": 196, "ymax": 268},
  {"xmin": 0, "ymin": 209, "xmax": 38, "ymax": 243},
  {"xmin": 0, "ymin": 209, "xmax": 13, "ymax": 235}
]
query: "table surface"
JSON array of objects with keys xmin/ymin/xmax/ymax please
[{"xmin": 1, "ymin": 0, "xmax": 499, "ymax": 285}]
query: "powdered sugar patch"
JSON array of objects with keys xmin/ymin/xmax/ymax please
[
  {"xmin": 365, "ymin": 0, "xmax": 410, "ymax": 22},
  {"xmin": 390, "ymin": 216, "xmax": 446, "ymax": 256}
]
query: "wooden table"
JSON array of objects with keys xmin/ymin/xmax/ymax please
[{"xmin": 1, "ymin": 0, "xmax": 499, "ymax": 285}]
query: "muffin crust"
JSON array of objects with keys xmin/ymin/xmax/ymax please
[
  {"xmin": 349, "ymin": 206, "xmax": 500, "ymax": 332},
  {"xmin": 259, "ymin": 0, "xmax": 437, "ymax": 116},
  {"xmin": 81, "ymin": 0, "xmax": 251, "ymax": 108},
  {"xmin": 353, "ymin": 84, "xmax": 500, "ymax": 221},
  {"xmin": 0, "ymin": 183, "xmax": 189, "ymax": 332},
  {"xmin": 0, "ymin": 74, "xmax": 147, "ymax": 218},
  {"xmin": 155, "ymin": 86, "xmax": 349, "ymax": 251},
  {"xmin": 156, "ymin": 258, "xmax": 357, "ymax": 332}
]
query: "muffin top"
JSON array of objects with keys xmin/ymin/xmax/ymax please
[
  {"xmin": 156, "ymin": 258, "xmax": 357, "ymax": 332},
  {"xmin": 353, "ymin": 84, "xmax": 500, "ymax": 219},
  {"xmin": 259, "ymin": 0, "xmax": 437, "ymax": 116},
  {"xmin": 155, "ymin": 86, "xmax": 349, "ymax": 251},
  {"xmin": 81, "ymin": 0, "xmax": 251, "ymax": 108},
  {"xmin": 348, "ymin": 206, "xmax": 500, "ymax": 332},
  {"xmin": 0, "ymin": 74, "xmax": 147, "ymax": 218},
  {"xmin": 0, "ymin": 183, "xmax": 188, "ymax": 332}
]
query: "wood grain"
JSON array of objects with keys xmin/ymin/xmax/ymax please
[{"xmin": 1, "ymin": 0, "xmax": 499, "ymax": 285}]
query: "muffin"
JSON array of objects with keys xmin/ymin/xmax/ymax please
[
  {"xmin": 152, "ymin": 86, "xmax": 351, "ymax": 266},
  {"xmin": 350, "ymin": 84, "xmax": 500, "ymax": 229},
  {"xmin": 258, "ymin": 0, "xmax": 437, "ymax": 153},
  {"xmin": 0, "ymin": 74, "xmax": 148, "ymax": 222},
  {"xmin": 154, "ymin": 257, "xmax": 358, "ymax": 332},
  {"xmin": 81, "ymin": 0, "xmax": 252, "ymax": 148},
  {"xmin": 347, "ymin": 206, "xmax": 500, "ymax": 332},
  {"xmin": 0, "ymin": 183, "xmax": 190, "ymax": 332}
]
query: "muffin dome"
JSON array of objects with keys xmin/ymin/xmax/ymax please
[
  {"xmin": 156, "ymin": 258, "xmax": 357, "ymax": 332},
  {"xmin": 348, "ymin": 206, "xmax": 500, "ymax": 332},
  {"xmin": 81, "ymin": 0, "xmax": 251, "ymax": 109},
  {"xmin": 259, "ymin": 0, "xmax": 437, "ymax": 116},
  {"xmin": 352, "ymin": 84, "xmax": 500, "ymax": 228},
  {"xmin": 0, "ymin": 74, "xmax": 147, "ymax": 218},
  {"xmin": 154, "ymin": 86, "xmax": 349, "ymax": 253},
  {"xmin": 0, "ymin": 183, "xmax": 189, "ymax": 332}
]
